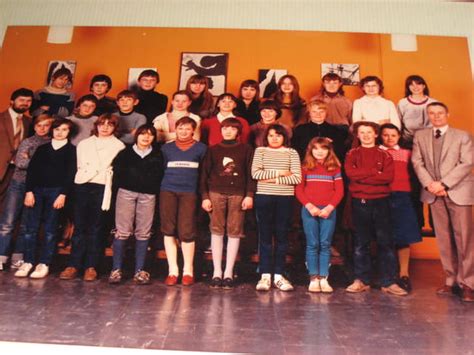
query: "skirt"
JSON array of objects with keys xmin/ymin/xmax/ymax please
[{"xmin": 390, "ymin": 191, "xmax": 422, "ymax": 246}]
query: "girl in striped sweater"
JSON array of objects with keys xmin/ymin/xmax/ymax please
[
  {"xmin": 296, "ymin": 137, "xmax": 344, "ymax": 293},
  {"xmin": 251, "ymin": 124, "xmax": 301, "ymax": 291}
]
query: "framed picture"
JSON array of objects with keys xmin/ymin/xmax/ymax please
[
  {"xmin": 128, "ymin": 67, "xmax": 157, "ymax": 90},
  {"xmin": 258, "ymin": 69, "xmax": 287, "ymax": 98},
  {"xmin": 46, "ymin": 60, "xmax": 76, "ymax": 89},
  {"xmin": 178, "ymin": 52, "xmax": 229, "ymax": 96},
  {"xmin": 321, "ymin": 63, "xmax": 360, "ymax": 85}
]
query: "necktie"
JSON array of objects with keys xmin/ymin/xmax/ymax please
[
  {"xmin": 435, "ymin": 129, "xmax": 441, "ymax": 139},
  {"xmin": 13, "ymin": 115, "xmax": 23, "ymax": 150}
]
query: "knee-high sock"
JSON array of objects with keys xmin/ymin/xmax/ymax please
[
  {"xmin": 135, "ymin": 239, "xmax": 149, "ymax": 272},
  {"xmin": 211, "ymin": 234, "xmax": 224, "ymax": 278},
  {"xmin": 182, "ymin": 241, "xmax": 195, "ymax": 276},
  {"xmin": 112, "ymin": 239, "xmax": 125, "ymax": 270},
  {"xmin": 398, "ymin": 247, "xmax": 410, "ymax": 277},
  {"xmin": 164, "ymin": 236, "xmax": 179, "ymax": 276},
  {"xmin": 224, "ymin": 237, "xmax": 240, "ymax": 279}
]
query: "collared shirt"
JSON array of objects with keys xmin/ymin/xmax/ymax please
[
  {"xmin": 217, "ymin": 112, "xmax": 235, "ymax": 123},
  {"xmin": 133, "ymin": 144, "xmax": 152, "ymax": 158},
  {"xmin": 432, "ymin": 125, "xmax": 448, "ymax": 137},
  {"xmin": 8, "ymin": 107, "xmax": 21, "ymax": 134},
  {"xmin": 379, "ymin": 144, "xmax": 400, "ymax": 151}
]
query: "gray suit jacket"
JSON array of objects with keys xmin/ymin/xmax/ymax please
[{"xmin": 412, "ymin": 127, "xmax": 474, "ymax": 205}]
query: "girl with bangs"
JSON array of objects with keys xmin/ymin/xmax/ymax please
[
  {"xmin": 236, "ymin": 79, "xmax": 261, "ymax": 126},
  {"xmin": 295, "ymin": 137, "xmax": 344, "ymax": 293},
  {"xmin": 271, "ymin": 74, "xmax": 306, "ymax": 128},
  {"xmin": 185, "ymin": 74, "xmax": 215, "ymax": 119}
]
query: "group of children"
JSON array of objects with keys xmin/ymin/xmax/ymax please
[{"xmin": 1, "ymin": 68, "xmax": 437, "ymax": 296}]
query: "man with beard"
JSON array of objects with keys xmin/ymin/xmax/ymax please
[{"xmin": 0, "ymin": 88, "xmax": 33, "ymax": 208}]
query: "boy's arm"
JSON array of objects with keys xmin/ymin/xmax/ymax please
[
  {"xmin": 359, "ymin": 152, "xmax": 394, "ymax": 185},
  {"xmin": 344, "ymin": 149, "xmax": 378, "ymax": 181},
  {"xmin": 199, "ymin": 149, "xmax": 212, "ymax": 200}
]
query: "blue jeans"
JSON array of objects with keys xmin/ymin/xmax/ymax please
[
  {"xmin": 69, "ymin": 183, "xmax": 106, "ymax": 269},
  {"xmin": 0, "ymin": 179, "xmax": 27, "ymax": 260},
  {"xmin": 23, "ymin": 187, "xmax": 62, "ymax": 264},
  {"xmin": 352, "ymin": 197, "xmax": 397, "ymax": 287},
  {"xmin": 255, "ymin": 194, "xmax": 293, "ymax": 275},
  {"xmin": 301, "ymin": 206, "xmax": 336, "ymax": 277}
]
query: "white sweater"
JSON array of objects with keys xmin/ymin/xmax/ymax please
[
  {"xmin": 74, "ymin": 135, "xmax": 125, "ymax": 185},
  {"xmin": 352, "ymin": 95, "xmax": 401, "ymax": 128}
]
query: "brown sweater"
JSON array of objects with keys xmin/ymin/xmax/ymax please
[{"xmin": 200, "ymin": 141, "xmax": 256, "ymax": 199}]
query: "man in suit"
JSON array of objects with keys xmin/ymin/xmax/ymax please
[
  {"xmin": 0, "ymin": 88, "xmax": 34, "ymax": 209},
  {"xmin": 412, "ymin": 102, "xmax": 474, "ymax": 302}
]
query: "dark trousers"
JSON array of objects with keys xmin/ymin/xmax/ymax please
[
  {"xmin": 352, "ymin": 197, "xmax": 397, "ymax": 287},
  {"xmin": 69, "ymin": 183, "xmax": 106, "ymax": 269},
  {"xmin": 255, "ymin": 194, "xmax": 293, "ymax": 275}
]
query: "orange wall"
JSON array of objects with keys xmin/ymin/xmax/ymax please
[{"xmin": 0, "ymin": 26, "xmax": 472, "ymax": 132}]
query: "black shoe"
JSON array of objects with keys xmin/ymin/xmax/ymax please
[
  {"xmin": 209, "ymin": 277, "xmax": 222, "ymax": 289},
  {"xmin": 398, "ymin": 276, "xmax": 412, "ymax": 292},
  {"xmin": 222, "ymin": 277, "xmax": 234, "ymax": 290}
]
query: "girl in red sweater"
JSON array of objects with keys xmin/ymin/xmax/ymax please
[{"xmin": 296, "ymin": 137, "xmax": 343, "ymax": 292}]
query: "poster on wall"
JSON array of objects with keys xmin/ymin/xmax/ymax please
[
  {"xmin": 258, "ymin": 69, "xmax": 287, "ymax": 98},
  {"xmin": 321, "ymin": 63, "xmax": 360, "ymax": 85},
  {"xmin": 46, "ymin": 60, "xmax": 76, "ymax": 89},
  {"xmin": 178, "ymin": 52, "xmax": 229, "ymax": 96},
  {"xmin": 128, "ymin": 67, "xmax": 157, "ymax": 90}
]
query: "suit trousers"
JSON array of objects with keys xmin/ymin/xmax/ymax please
[{"xmin": 430, "ymin": 197, "xmax": 474, "ymax": 289}]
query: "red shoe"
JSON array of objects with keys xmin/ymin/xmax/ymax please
[
  {"xmin": 164, "ymin": 275, "xmax": 178, "ymax": 286},
  {"xmin": 182, "ymin": 274, "xmax": 194, "ymax": 286}
]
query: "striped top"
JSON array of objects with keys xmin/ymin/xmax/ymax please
[
  {"xmin": 296, "ymin": 165, "xmax": 344, "ymax": 207},
  {"xmin": 251, "ymin": 146, "xmax": 301, "ymax": 196}
]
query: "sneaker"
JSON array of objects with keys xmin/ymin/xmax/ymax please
[
  {"xmin": 320, "ymin": 277, "xmax": 333, "ymax": 293},
  {"xmin": 308, "ymin": 276, "xmax": 321, "ymax": 293},
  {"xmin": 14, "ymin": 262, "xmax": 33, "ymax": 278},
  {"xmin": 83, "ymin": 267, "xmax": 97, "ymax": 282},
  {"xmin": 108, "ymin": 269, "xmax": 122, "ymax": 284},
  {"xmin": 30, "ymin": 263, "xmax": 49, "ymax": 279},
  {"xmin": 59, "ymin": 266, "xmax": 78, "ymax": 280},
  {"xmin": 346, "ymin": 279, "xmax": 370, "ymax": 293},
  {"xmin": 11, "ymin": 260, "xmax": 24, "ymax": 270},
  {"xmin": 133, "ymin": 270, "xmax": 151, "ymax": 285},
  {"xmin": 256, "ymin": 275, "xmax": 271, "ymax": 291},
  {"xmin": 274, "ymin": 276, "xmax": 294, "ymax": 292},
  {"xmin": 381, "ymin": 283, "xmax": 408, "ymax": 296}
]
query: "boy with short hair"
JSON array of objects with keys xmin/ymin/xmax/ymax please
[
  {"xmin": 134, "ymin": 69, "xmax": 168, "ymax": 124},
  {"xmin": 116, "ymin": 90, "xmax": 147, "ymax": 144},
  {"xmin": 89, "ymin": 74, "xmax": 117, "ymax": 115},
  {"xmin": 200, "ymin": 117, "xmax": 255, "ymax": 289},
  {"xmin": 344, "ymin": 121, "xmax": 407, "ymax": 296},
  {"xmin": 67, "ymin": 94, "xmax": 98, "ymax": 146}
]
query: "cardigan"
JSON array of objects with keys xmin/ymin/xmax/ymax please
[
  {"xmin": 379, "ymin": 145, "xmax": 412, "ymax": 192},
  {"xmin": 25, "ymin": 142, "xmax": 76, "ymax": 195},
  {"xmin": 112, "ymin": 145, "xmax": 163, "ymax": 194},
  {"xmin": 75, "ymin": 135, "xmax": 125, "ymax": 185}
]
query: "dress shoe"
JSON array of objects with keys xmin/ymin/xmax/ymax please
[
  {"xmin": 398, "ymin": 276, "xmax": 412, "ymax": 292},
  {"xmin": 460, "ymin": 286, "xmax": 474, "ymax": 303},
  {"xmin": 60, "ymin": 267, "xmax": 78, "ymax": 280},
  {"xmin": 165, "ymin": 275, "xmax": 178, "ymax": 286},
  {"xmin": 182, "ymin": 274, "xmax": 194, "ymax": 286},
  {"xmin": 83, "ymin": 267, "xmax": 97, "ymax": 281}
]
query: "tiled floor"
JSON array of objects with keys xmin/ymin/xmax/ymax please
[{"xmin": 0, "ymin": 258, "xmax": 473, "ymax": 354}]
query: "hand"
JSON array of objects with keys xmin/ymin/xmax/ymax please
[
  {"xmin": 202, "ymin": 199, "xmax": 212, "ymax": 212},
  {"xmin": 435, "ymin": 190, "xmax": 448, "ymax": 197},
  {"xmin": 53, "ymin": 194, "xmax": 66, "ymax": 209},
  {"xmin": 24, "ymin": 192, "xmax": 35, "ymax": 207},
  {"xmin": 305, "ymin": 203, "xmax": 320, "ymax": 217},
  {"xmin": 428, "ymin": 181, "xmax": 444, "ymax": 194},
  {"xmin": 318, "ymin": 205, "xmax": 334, "ymax": 219},
  {"xmin": 279, "ymin": 170, "xmax": 292, "ymax": 177},
  {"xmin": 40, "ymin": 105, "xmax": 50, "ymax": 111},
  {"xmin": 241, "ymin": 197, "xmax": 253, "ymax": 210}
]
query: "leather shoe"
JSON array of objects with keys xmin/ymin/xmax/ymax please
[
  {"xmin": 59, "ymin": 267, "xmax": 78, "ymax": 280},
  {"xmin": 182, "ymin": 274, "xmax": 194, "ymax": 286},
  {"xmin": 460, "ymin": 286, "xmax": 474, "ymax": 302},
  {"xmin": 83, "ymin": 267, "xmax": 97, "ymax": 281},
  {"xmin": 436, "ymin": 284, "xmax": 459, "ymax": 296},
  {"xmin": 164, "ymin": 275, "xmax": 178, "ymax": 286}
]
